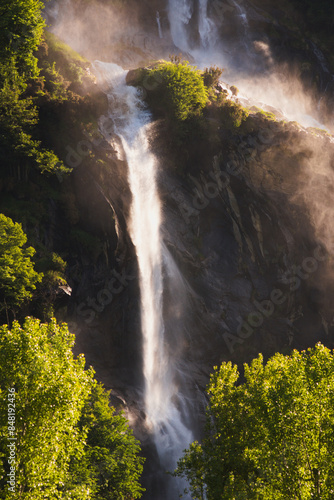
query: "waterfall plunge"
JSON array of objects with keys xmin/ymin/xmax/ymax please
[
  {"xmin": 94, "ymin": 61, "xmax": 193, "ymax": 498},
  {"xmin": 168, "ymin": 0, "xmax": 214, "ymax": 51},
  {"xmin": 198, "ymin": 0, "xmax": 216, "ymax": 49},
  {"xmin": 168, "ymin": 0, "xmax": 193, "ymax": 52},
  {"xmin": 168, "ymin": 0, "xmax": 220, "ymax": 67},
  {"xmin": 156, "ymin": 11, "xmax": 163, "ymax": 39}
]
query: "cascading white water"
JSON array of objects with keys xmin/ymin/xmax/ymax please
[
  {"xmin": 156, "ymin": 11, "xmax": 163, "ymax": 39},
  {"xmin": 232, "ymin": 0, "xmax": 249, "ymax": 29},
  {"xmin": 168, "ymin": 0, "xmax": 216, "ymax": 53},
  {"xmin": 168, "ymin": 0, "xmax": 193, "ymax": 52},
  {"xmin": 94, "ymin": 61, "xmax": 193, "ymax": 498},
  {"xmin": 198, "ymin": 0, "xmax": 216, "ymax": 48}
]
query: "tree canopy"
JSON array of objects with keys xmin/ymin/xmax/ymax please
[
  {"xmin": 176, "ymin": 344, "xmax": 334, "ymax": 499},
  {"xmin": 0, "ymin": 214, "xmax": 42, "ymax": 319},
  {"xmin": 0, "ymin": 317, "xmax": 145, "ymax": 499},
  {"xmin": 0, "ymin": 0, "xmax": 45, "ymax": 79},
  {"xmin": 0, "ymin": 317, "xmax": 93, "ymax": 499},
  {"xmin": 68, "ymin": 383, "xmax": 145, "ymax": 499},
  {"xmin": 0, "ymin": 0, "xmax": 69, "ymax": 178}
]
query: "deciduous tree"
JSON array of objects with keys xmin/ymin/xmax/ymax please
[
  {"xmin": 0, "ymin": 214, "xmax": 42, "ymax": 320},
  {"xmin": 0, "ymin": 318, "xmax": 145, "ymax": 499},
  {"xmin": 176, "ymin": 344, "xmax": 334, "ymax": 499}
]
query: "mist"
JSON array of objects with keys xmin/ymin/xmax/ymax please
[{"xmin": 44, "ymin": 0, "xmax": 173, "ymax": 68}]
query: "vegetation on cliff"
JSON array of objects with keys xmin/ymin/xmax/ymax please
[
  {"xmin": 0, "ymin": 0, "xmax": 111, "ymax": 326},
  {"xmin": 0, "ymin": 0, "xmax": 69, "ymax": 179},
  {"xmin": 128, "ymin": 59, "xmax": 249, "ymax": 172},
  {"xmin": 147, "ymin": 60, "xmax": 208, "ymax": 121}
]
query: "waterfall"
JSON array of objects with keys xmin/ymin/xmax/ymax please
[
  {"xmin": 168, "ymin": 0, "xmax": 193, "ymax": 52},
  {"xmin": 94, "ymin": 61, "xmax": 193, "ymax": 498},
  {"xmin": 168, "ymin": 0, "xmax": 216, "ymax": 52},
  {"xmin": 156, "ymin": 11, "xmax": 163, "ymax": 39},
  {"xmin": 167, "ymin": 0, "xmax": 328, "ymax": 129},
  {"xmin": 232, "ymin": 0, "xmax": 249, "ymax": 29},
  {"xmin": 198, "ymin": 0, "xmax": 216, "ymax": 48}
]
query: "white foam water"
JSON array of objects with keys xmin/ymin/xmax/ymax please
[{"xmin": 94, "ymin": 61, "xmax": 193, "ymax": 499}]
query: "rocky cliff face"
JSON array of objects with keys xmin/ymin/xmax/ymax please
[{"xmin": 158, "ymin": 118, "xmax": 334, "ymax": 369}]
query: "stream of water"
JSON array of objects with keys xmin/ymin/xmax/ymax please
[
  {"xmin": 156, "ymin": 11, "xmax": 163, "ymax": 39},
  {"xmin": 94, "ymin": 61, "xmax": 193, "ymax": 499}
]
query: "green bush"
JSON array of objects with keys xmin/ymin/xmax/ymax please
[
  {"xmin": 147, "ymin": 61, "xmax": 208, "ymax": 121},
  {"xmin": 219, "ymin": 100, "xmax": 249, "ymax": 129},
  {"xmin": 203, "ymin": 66, "xmax": 223, "ymax": 88}
]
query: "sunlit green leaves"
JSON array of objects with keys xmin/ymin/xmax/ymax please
[
  {"xmin": 68, "ymin": 383, "xmax": 145, "ymax": 499},
  {"xmin": 0, "ymin": 318, "xmax": 145, "ymax": 499},
  {"xmin": 0, "ymin": 317, "xmax": 94, "ymax": 499},
  {"xmin": 149, "ymin": 61, "xmax": 208, "ymax": 121},
  {"xmin": 0, "ymin": 0, "xmax": 45, "ymax": 79},
  {"xmin": 0, "ymin": 214, "xmax": 42, "ymax": 316},
  {"xmin": 176, "ymin": 344, "xmax": 334, "ymax": 499}
]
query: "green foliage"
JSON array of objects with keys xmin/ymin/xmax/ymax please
[
  {"xmin": 218, "ymin": 100, "xmax": 249, "ymax": 129},
  {"xmin": 45, "ymin": 32, "xmax": 87, "ymax": 66},
  {"xmin": 44, "ymin": 31, "xmax": 89, "ymax": 87},
  {"xmin": 249, "ymin": 105, "xmax": 276, "ymax": 121},
  {"xmin": 230, "ymin": 85, "xmax": 239, "ymax": 96},
  {"xmin": 67, "ymin": 383, "xmax": 145, "ymax": 499},
  {"xmin": 0, "ymin": 318, "xmax": 145, "ymax": 499},
  {"xmin": 0, "ymin": 0, "xmax": 45, "ymax": 79},
  {"xmin": 34, "ymin": 32, "xmax": 92, "ymax": 103},
  {"xmin": 176, "ymin": 344, "xmax": 334, "ymax": 499},
  {"xmin": 0, "ymin": 64, "xmax": 70, "ymax": 178},
  {"xmin": 0, "ymin": 214, "xmax": 42, "ymax": 318},
  {"xmin": 203, "ymin": 66, "xmax": 223, "ymax": 88},
  {"xmin": 41, "ymin": 62, "xmax": 71, "ymax": 102},
  {"xmin": 34, "ymin": 253, "xmax": 69, "ymax": 321},
  {"xmin": 0, "ymin": 317, "xmax": 94, "ymax": 499},
  {"xmin": 0, "ymin": 2, "xmax": 70, "ymax": 178},
  {"xmin": 148, "ymin": 61, "xmax": 208, "ymax": 121}
]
